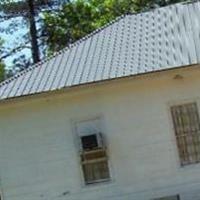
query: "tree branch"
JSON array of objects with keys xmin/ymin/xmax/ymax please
[{"xmin": 0, "ymin": 41, "xmax": 31, "ymax": 60}]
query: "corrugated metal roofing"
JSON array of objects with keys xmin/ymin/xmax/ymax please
[{"xmin": 1, "ymin": 1, "xmax": 200, "ymax": 100}]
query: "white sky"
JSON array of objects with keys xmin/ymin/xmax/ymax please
[{"xmin": 0, "ymin": 15, "xmax": 31, "ymax": 69}]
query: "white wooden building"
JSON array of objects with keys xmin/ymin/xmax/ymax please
[{"xmin": 1, "ymin": 1, "xmax": 200, "ymax": 200}]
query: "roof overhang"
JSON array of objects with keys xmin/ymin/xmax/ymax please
[{"xmin": 0, "ymin": 63, "xmax": 199, "ymax": 107}]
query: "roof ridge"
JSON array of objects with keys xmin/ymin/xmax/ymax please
[{"xmin": 0, "ymin": 14, "xmax": 127, "ymax": 89}]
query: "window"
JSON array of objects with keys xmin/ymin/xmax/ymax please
[
  {"xmin": 75, "ymin": 118, "xmax": 110, "ymax": 184},
  {"xmin": 81, "ymin": 134, "xmax": 99, "ymax": 150},
  {"xmin": 171, "ymin": 102, "xmax": 200, "ymax": 166},
  {"xmin": 80, "ymin": 134, "xmax": 110, "ymax": 184},
  {"xmin": 153, "ymin": 194, "xmax": 180, "ymax": 200}
]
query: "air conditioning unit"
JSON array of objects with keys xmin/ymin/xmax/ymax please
[{"xmin": 80, "ymin": 133, "xmax": 104, "ymax": 151}]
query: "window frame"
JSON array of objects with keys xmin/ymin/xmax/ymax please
[
  {"xmin": 169, "ymin": 100, "xmax": 200, "ymax": 167},
  {"xmin": 71, "ymin": 115, "xmax": 113, "ymax": 186}
]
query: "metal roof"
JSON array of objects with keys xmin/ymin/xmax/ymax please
[{"xmin": 1, "ymin": 1, "xmax": 200, "ymax": 100}]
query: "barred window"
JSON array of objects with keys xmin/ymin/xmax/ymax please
[
  {"xmin": 153, "ymin": 195, "xmax": 180, "ymax": 200},
  {"xmin": 171, "ymin": 102, "xmax": 200, "ymax": 166}
]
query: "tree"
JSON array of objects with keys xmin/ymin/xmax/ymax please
[
  {"xmin": 0, "ymin": 62, "xmax": 5, "ymax": 82},
  {"xmin": 0, "ymin": 0, "xmax": 189, "ymax": 75},
  {"xmin": 0, "ymin": 0, "xmax": 44, "ymax": 64},
  {"xmin": 133, "ymin": 0, "xmax": 188, "ymax": 11},
  {"xmin": 43, "ymin": 0, "xmax": 136, "ymax": 52},
  {"xmin": 43, "ymin": 0, "xmax": 186, "ymax": 52},
  {"xmin": 0, "ymin": 38, "xmax": 6, "ymax": 82},
  {"xmin": 27, "ymin": 0, "xmax": 40, "ymax": 63},
  {"xmin": 0, "ymin": 0, "xmax": 68, "ymax": 71}
]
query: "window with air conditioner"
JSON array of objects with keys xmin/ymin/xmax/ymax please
[
  {"xmin": 75, "ymin": 118, "xmax": 110, "ymax": 184},
  {"xmin": 171, "ymin": 102, "xmax": 200, "ymax": 166}
]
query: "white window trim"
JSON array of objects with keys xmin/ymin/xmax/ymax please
[
  {"xmin": 70, "ymin": 115, "xmax": 114, "ymax": 187},
  {"xmin": 71, "ymin": 115, "xmax": 104, "ymax": 151}
]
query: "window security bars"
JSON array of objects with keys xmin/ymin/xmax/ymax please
[{"xmin": 171, "ymin": 102, "xmax": 200, "ymax": 166}]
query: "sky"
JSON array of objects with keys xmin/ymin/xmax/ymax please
[
  {"xmin": 0, "ymin": 15, "xmax": 31, "ymax": 70},
  {"xmin": 0, "ymin": 0, "xmax": 64, "ymax": 71}
]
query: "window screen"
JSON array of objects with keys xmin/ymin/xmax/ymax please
[{"xmin": 171, "ymin": 102, "xmax": 200, "ymax": 165}]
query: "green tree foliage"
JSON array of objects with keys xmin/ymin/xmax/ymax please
[
  {"xmin": 0, "ymin": 62, "xmax": 5, "ymax": 82},
  {"xmin": 0, "ymin": 0, "xmax": 68, "ymax": 71},
  {"xmin": 134, "ymin": 0, "xmax": 188, "ymax": 11},
  {"xmin": 0, "ymin": 38, "xmax": 6, "ymax": 82},
  {"xmin": 44, "ymin": 0, "xmax": 187, "ymax": 52},
  {"xmin": 44, "ymin": 0, "xmax": 136, "ymax": 52}
]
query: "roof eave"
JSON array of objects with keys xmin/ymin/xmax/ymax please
[{"xmin": 0, "ymin": 63, "xmax": 199, "ymax": 106}]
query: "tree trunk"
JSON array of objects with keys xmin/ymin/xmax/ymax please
[{"xmin": 27, "ymin": 0, "xmax": 40, "ymax": 63}]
